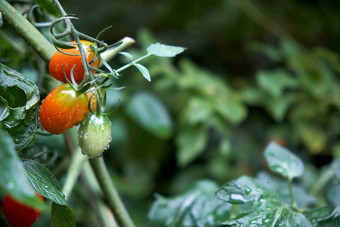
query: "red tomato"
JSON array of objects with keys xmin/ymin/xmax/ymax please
[
  {"xmin": 39, "ymin": 83, "xmax": 88, "ymax": 134},
  {"xmin": 49, "ymin": 40, "xmax": 100, "ymax": 83},
  {"xmin": 3, "ymin": 193, "xmax": 43, "ymax": 227}
]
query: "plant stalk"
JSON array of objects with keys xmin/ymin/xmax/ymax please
[
  {"xmin": 0, "ymin": 0, "xmax": 56, "ymax": 61},
  {"xmin": 288, "ymin": 178, "xmax": 297, "ymax": 207},
  {"xmin": 115, "ymin": 53, "xmax": 151, "ymax": 73},
  {"xmin": 90, "ymin": 157, "xmax": 135, "ymax": 227},
  {"xmin": 62, "ymin": 147, "xmax": 87, "ymax": 200}
]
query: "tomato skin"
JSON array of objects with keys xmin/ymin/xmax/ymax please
[
  {"xmin": 3, "ymin": 193, "xmax": 43, "ymax": 227},
  {"xmin": 39, "ymin": 83, "xmax": 88, "ymax": 134},
  {"xmin": 49, "ymin": 40, "xmax": 100, "ymax": 83},
  {"xmin": 78, "ymin": 113, "xmax": 112, "ymax": 158}
]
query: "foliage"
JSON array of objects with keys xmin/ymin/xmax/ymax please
[{"xmin": 1, "ymin": 0, "xmax": 340, "ymax": 226}]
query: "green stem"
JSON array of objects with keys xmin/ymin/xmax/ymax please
[
  {"xmin": 90, "ymin": 157, "xmax": 135, "ymax": 227},
  {"xmin": 82, "ymin": 162, "xmax": 118, "ymax": 227},
  {"xmin": 288, "ymin": 178, "xmax": 297, "ymax": 207},
  {"xmin": 311, "ymin": 164, "xmax": 335, "ymax": 196},
  {"xmin": 115, "ymin": 53, "xmax": 151, "ymax": 73},
  {"xmin": 0, "ymin": 0, "xmax": 55, "ymax": 61},
  {"xmin": 62, "ymin": 147, "xmax": 87, "ymax": 200},
  {"xmin": 100, "ymin": 37, "xmax": 135, "ymax": 67}
]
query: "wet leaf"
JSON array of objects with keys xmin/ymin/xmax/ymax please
[
  {"xmin": 23, "ymin": 160, "xmax": 67, "ymax": 205},
  {"xmin": 149, "ymin": 180, "xmax": 231, "ymax": 227},
  {"xmin": 264, "ymin": 141, "xmax": 304, "ymax": 179},
  {"xmin": 257, "ymin": 171, "xmax": 317, "ymax": 208},
  {"xmin": 216, "ymin": 176, "xmax": 312, "ymax": 226},
  {"xmin": 0, "ymin": 128, "xmax": 42, "ymax": 209},
  {"xmin": 307, "ymin": 206, "xmax": 340, "ymax": 227},
  {"xmin": 0, "ymin": 63, "xmax": 40, "ymax": 150}
]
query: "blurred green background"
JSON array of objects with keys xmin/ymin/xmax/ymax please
[{"xmin": 2, "ymin": 0, "xmax": 340, "ymax": 226}]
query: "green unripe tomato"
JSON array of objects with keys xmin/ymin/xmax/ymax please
[{"xmin": 78, "ymin": 113, "xmax": 112, "ymax": 158}]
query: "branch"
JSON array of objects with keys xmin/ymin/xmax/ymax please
[
  {"xmin": 90, "ymin": 157, "xmax": 136, "ymax": 227},
  {"xmin": 0, "ymin": 0, "xmax": 56, "ymax": 61}
]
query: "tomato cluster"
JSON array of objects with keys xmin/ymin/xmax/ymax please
[
  {"xmin": 40, "ymin": 40, "xmax": 99, "ymax": 135},
  {"xmin": 3, "ymin": 193, "xmax": 43, "ymax": 227},
  {"xmin": 40, "ymin": 40, "xmax": 111, "ymax": 158}
]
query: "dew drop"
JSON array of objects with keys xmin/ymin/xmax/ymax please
[{"xmin": 229, "ymin": 193, "xmax": 247, "ymax": 204}]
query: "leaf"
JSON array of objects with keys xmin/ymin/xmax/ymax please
[
  {"xmin": 324, "ymin": 180, "xmax": 340, "ymax": 207},
  {"xmin": 263, "ymin": 93, "xmax": 296, "ymax": 122},
  {"xmin": 308, "ymin": 206, "xmax": 340, "ymax": 227},
  {"xmin": 51, "ymin": 203, "xmax": 76, "ymax": 227},
  {"xmin": 23, "ymin": 160, "xmax": 67, "ymax": 205},
  {"xmin": 119, "ymin": 51, "xmax": 133, "ymax": 61},
  {"xmin": 135, "ymin": 63, "xmax": 151, "ymax": 81},
  {"xmin": 182, "ymin": 98, "xmax": 213, "ymax": 125},
  {"xmin": 264, "ymin": 141, "xmax": 304, "ymax": 179},
  {"xmin": 214, "ymin": 97, "xmax": 247, "ymax": 124},
  {"xmin": 126, "ymin": 91, "xmax": 173, "ymax": 139},
  {"xmin": 298, "ymin": 124, "xmax": 327, "ymax": 154},
  {"xmin": 149, "ymin": 180, "xmax": 231, "ymax": 227},
  {"xmin": 147, "ymin": 43, "xmax": 186, "ymax": 57},
  {"xmin": 256, "ymin": 171, "xmax": 317, "ymax": 208},
  {"xmin": 176, "ymin": 126, "xmax": 208, "ymax": 167},
  {"xmin": 216, "ymin": 176, "xmax": 312, "ymax": 226},
  {"xmin": 0, "ymin": 128, "xmax": 42, "ymax": 209},
  {"xmin": 0, "ymin": 63, "xmax": 40, "ymax": 150},
  {"xmin": 256, "ymin": 69, "xmax": 298, "ymax": 97}
]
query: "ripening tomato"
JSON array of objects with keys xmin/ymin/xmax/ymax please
[
  {"xmin": 3, "ymin": 193, "xmax": 43, "ymax": 227},
  {"xmin": 39, "ymin": 83, "xmax": 88, "ymax": 134},
  {"xmin": 49, "ymin": 40, "xmax": 101, "ymax": 83},
  {"xmin": 78, "ymin": 113, "xmax": 112, "ymax": 158}
]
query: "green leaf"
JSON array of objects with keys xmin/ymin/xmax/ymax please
[
  {"xmin": 0, "ymin": 63, "xmax": 40, "ymax": 150},
  {"xmin": 263, "ymin": 94, "xmax": 296, "ymax": 122},
  {"xmin": 298, "ymin": 124, "xmax": 327, "ymax": 154},
  {"xmin": 257, "ymin": 171, "xmax": 317, "ymax": 208},
  {"xmin": 135, "ymin": 63, "xmax": 151, "ymax": 81},
  {"xmin": 149, "ymin": 180, "xmax": 231, "ymax": 227},
  {"xmin": 216, "ymin": 176, "xmax": 312, "ymax": 226},
  {"xmin": 214, "ymin": 97, "xmax": 247, "ymax": 124},
  {"xmin": 176, "ymin": 126, "xmax": 208, "ymax": 167},
  {"xmin": 308, "ymin": 206, "xmax": 340, "ymax": 226},
  {"xmin": 23, "ymin": 160, "xmax": 67, "ymax": 205},
  {"xmin": 256, "ymin": 69, "xmax": 298, "ymax": 97},
  {"xmin": 264, "ymin": 142, "xmax": 304, "ymax": 179},
  {"xmin": 0, "ymin": 128, "xmax": 42, "ymax": 209},
  {"xmin": 51, "ymin": 203, "xmax": 76, "ymax": 227},
  {"xmin": 126, "ymin": 91, "xmax": 173, "ymax": 139},
  {"xmin": 325, "ymin": 180, "xmax": 340, "ymax": 207},
  {"xmin": 119, "ymin": 51, "xmax": 133, "ymax": 61},
  {"xmin": 147, "ymin": 43, "xmax": 186, "ymax": 57},
  {"xmin": 182, "ymin": 98, "xmax": 213, "ymax": 125}
]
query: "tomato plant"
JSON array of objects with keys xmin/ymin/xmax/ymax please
[
  {"xmin": 2, "ymin": 0, "xmax": 340, "ymax": 226},
  {"xmin": 39, "ymin": 83, "xmax": 88, "ymax": 134},
  {"xmin": 3, "ymin": 193, "xmax": 43, "ymax": 227},
  {"xmin": 49, "ymin": 40, "xmax": 100, "ymax": 83}
]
